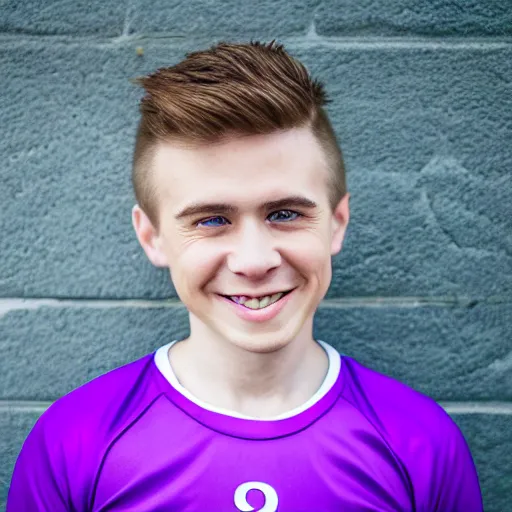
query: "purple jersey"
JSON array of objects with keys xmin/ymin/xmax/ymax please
[{"xmin": 8, "ymin": 340, "xmax": 482, "ymax": 511}]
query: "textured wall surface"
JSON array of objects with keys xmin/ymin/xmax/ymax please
[{"xmin": 1, "ymin": 0, "xmax": 511, "ymax": 510}]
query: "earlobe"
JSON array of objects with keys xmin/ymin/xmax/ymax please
[
  {"xmin": 331, "ymin": 193, "xmax": 350, "ymax": 255},
  {"xmin": 132, "ymin": 204, "xmax": 168, "ymax": 267}
]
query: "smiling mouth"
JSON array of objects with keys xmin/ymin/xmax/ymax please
[{"xmin": 221, "ymin": 290, "xmax": 293, "ymax": 310}]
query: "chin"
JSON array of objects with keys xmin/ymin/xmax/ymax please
[{"xmin": 221, "ymin": 323, "xmax": 304, "ymax": 354}]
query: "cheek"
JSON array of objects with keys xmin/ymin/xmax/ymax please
[
  {"xmin": 171, "ymin": 241, "xmax": 224, "ymax": 292},
  {"xmin": 302, "ymin": 242, "xmax": 333, "ymax": 299},
  {"xmin": 285, "ymin": 230, "xmax": 333, "ymax": 277}
]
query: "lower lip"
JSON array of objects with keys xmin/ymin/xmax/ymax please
[{"xmin": 217, "ymin": 290, "xmax": 296, "ymax": 323}]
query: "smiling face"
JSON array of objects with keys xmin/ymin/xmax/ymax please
[{"xmin": 132, "ymin": 126, "xmax": 349, "ymax": 354}]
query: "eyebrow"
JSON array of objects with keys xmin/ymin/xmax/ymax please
[{"xmin": 174, "ymin": 195, "xmax": 318, "ymax": 220}]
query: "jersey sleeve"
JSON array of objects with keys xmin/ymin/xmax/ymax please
[
  {"xmin": 7, "ymin": 354, "xmax": 163, "ymax": 512},
  {"xmin": 425, "ymin": 414, "xmax": 483, "ymax": 512},
  {"xmin": 340, "ymin": 357, "xmax": 483, "ymax": 512},
  {"xmin": 7, "ymin": 415, "xmax": 72, "ymax": 511}
]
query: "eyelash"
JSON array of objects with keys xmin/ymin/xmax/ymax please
[{"xmin": 196, "ymin": 210, "xmax": 302, "ymax": 228}]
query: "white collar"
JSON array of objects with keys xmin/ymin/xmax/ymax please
[{"xmin": 154, "ymin": 339, "xmax": 341, "ymax": 421}]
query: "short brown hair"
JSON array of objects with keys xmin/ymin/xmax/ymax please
[{"xmin": 132, "ymin": 41, "xmax": 346, "ymax": 229}]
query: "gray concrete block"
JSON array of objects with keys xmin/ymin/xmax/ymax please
[
  {"xmin": 0, "ymin": 302, "xmax": 510, "ymax": 401},
  {"xmin": 0, "ymin": 41, "xmax": 175, "ymax": 299},
  {"xmin": 314, "ymin": 303, "xmax": 512, "ymax": 401},
  {"xmin": 1, "ymin": 42, "xmax": 511, "ymax": 298},
  {"xmin": 3, "ymin": 0, "xmax": 510, "ymax": 38},
  {"xmin": 452, "ymin": 414, "xmax": 512, "ymax": 512},
  {"xmin": 129, "ymin": 0, "xmax": 317, "ymax": 38},
  {"xmin": 327, "ymin": 156, "xmax": 512, "ymax": 299},
  {"xmin": 315, "ymin": 0, "xmax": 512, "ymax": 36},
  {"xmin": 0, "ymin": 305, "xmax": 191, "ymax": 399},
  {"xmin": 0, "ymin": 0, "xmax": 316, "ymax": 37},
  {"xmin": 0, "ymin": 0, "xmax": 125, "ymax": 36},
  {"xmin": 291, "ymin": 45, "xmax": 512, "ymax": 177},
  {"xmin": 0, "ymin": 407, "xmax": 41, "ymax": 510},
  {"xmin": 0, "ymin": 408, "xmax": 510, "ymax": 511}
]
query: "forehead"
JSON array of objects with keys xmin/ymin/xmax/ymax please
[{"xmin": 152, "ymin": 127, "xmax": 331, "ymax": 212}]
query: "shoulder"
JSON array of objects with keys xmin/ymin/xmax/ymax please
[
  {"xmin": 38, "ymin": 352, "xmax": 162, "ymax": 442},
  {"xmin": 340, "ymin": 356, "xmax": 482, "ymax": 509},
  {"xmin": 9, "ymin": 353, "xmax": 165, "ymax": 509},
  {"xmin": 341, "ymin": 356, "xmax": 453, "ymax": 435},
  {"xmin": 46, "ymin": 353, "xmax": 155, "ymax": 413}
]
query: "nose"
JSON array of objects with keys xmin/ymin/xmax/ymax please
[{"xmin": 226, "ymin": 220, "xmax": 281, "ymax": 278}]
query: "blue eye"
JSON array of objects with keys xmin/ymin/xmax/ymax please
[
  {"xmin": 268, "ymin": 210, "xmax": 300, "ymax": 222},
  {"xmin": 197, "ymin": 216, "xmax": 228, "ymax": 227},
  {"xmin": 197, "ymin": 210, "xmax": 300, "ymax": 227}
]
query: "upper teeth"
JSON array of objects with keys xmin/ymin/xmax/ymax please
[{"xmin": 231, "ymin": 293, "xmax": 284, "ymax": 310}]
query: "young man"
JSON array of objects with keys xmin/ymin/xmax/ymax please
[{"xmin": 8, "ymin": 41, "xmax": 482, "ymax": 511}]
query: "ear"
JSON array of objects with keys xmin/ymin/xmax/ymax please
[
  {"xmin": 331, "ymin": 193, "xmax": 350, "ymax": 256},
  {"xmin": 132, "ymin": 204, "xmax": 168, "ymax": 267}
]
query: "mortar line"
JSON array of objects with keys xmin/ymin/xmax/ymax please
[
  {"xmin": 1, "ymin": 400, "xmax": 511, "ymax": 415},
  {"xmin": 285, "ymin": 37, "xmax": 512, "ymax": 50},
  {"xmin": 0, "ymin": 296, "xmax": 509, "ymax": 316},
  {"xmin": 1, "ymin": 296, "xmax": 508, "ymax": 316},
  {"xmin": 0, "ymin": 33, "xmax": 511, "ymax": 50},
  {"xmin": 440, "ymin": 402, "xmax": 512, "ymax": 415},
  {"xmin": 0, "ymin": 401, "xmax": 53, "ymax": 413}
]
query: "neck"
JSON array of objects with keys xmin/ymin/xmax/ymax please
[{"xmin": 168, "ymin": 320, "xmax": 328, "ymax": 419}]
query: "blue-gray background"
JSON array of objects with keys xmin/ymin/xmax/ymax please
[{"xmin": 1, "ymin": 1, "xmax": 511, "ymax": 510}]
